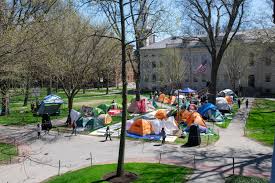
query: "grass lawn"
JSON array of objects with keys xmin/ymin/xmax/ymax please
[
  {"xmin": 225, "ymin": 175, "xmax": 268, "ymax": 183},
  {"xmin": 46, "ymin": 163, "xmax": 192, "ymax": 183},
  {"xmin": 0, "ymin": 143, "xmax": 18, "ymax": 162},
  {"xmin": 246, "ymin": 99, "xmax": 275, "ymax": 146},
  {"xmin": 0, "ymin": 88, "xmax": 136, "ymax": 126},
  {"xmin": 216, "ymin": 103, "xmax": 239, "ymax": 128}
]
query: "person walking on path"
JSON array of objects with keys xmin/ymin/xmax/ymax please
[
  {"xmin": 71, "ymin": 121, "xmax": 77, "ymax": 136},
  {"xmin": 237, "ymin": 98, "xmax": 241, "ymax": 109},
  {"xmin": 246, "ymin": 99, "xmax": 249, "ymax": 109},
  {"xmin": 37, "ymin": 124, "xmax": 41, "ymax": 139},
  {"xmin": 105, "ymin": 126, "xmax": 112, "ymax": 141},
  {"xmin": 161, "ymin": 128, "xmax": 166, "ymax": 145}
]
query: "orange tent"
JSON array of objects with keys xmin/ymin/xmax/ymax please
[
  {"xmin": 155, "ymin": 109, "xmax": 167, "ymax": 120},
  {"xmin": 128, "ymin": 119, "xmax": 153, "ymax": 136},
  {"xmin": 163, "ymin": 96, "xmax": 170, "ymax": 104},
  {"xmin": 98, "ymin": 114, "xmax": 112, "ymax": 125},
  {"xmin": 170, "ymin": 96, "xmax": 176, "ymax": 105},
  {"xmin": 176, "ymin": 109, "xmax": 191, "ymax": 122},
  {"xmin": 225, "ymin": 96, "xmax": 233, "ymax": 105},
  {"xmin": 158, "ymin": 94, "xmax": 165, "ymax": 102},
  {"xmin": 186, "ymin": 112, "xmax": 206, "ymax": 127}
]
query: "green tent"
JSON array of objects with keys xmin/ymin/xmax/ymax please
[
  {"xmin": 92, "ymin": 107, "xmax": 105, "ymax": 116},
  {"xmin": 97, "ymin": 104, "xmax": 111, "ymax": 113},
  {"xmin": 76, "ymin": 117, "xmax": 104, "ymax": 130}
]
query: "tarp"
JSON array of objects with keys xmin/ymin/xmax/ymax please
[
  {"xmin": 179, "ymin": 88, "xmax": 196, "ymax": 93},
  {"xmin": 42, "ymin": 95, "xmax": 64, "ymax": 104},
  {"xmin": 126, "ymin": 132, "xmax": 161, "ymax": 140}
]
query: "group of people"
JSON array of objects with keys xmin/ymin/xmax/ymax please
[
  {"xmin": 237, "ymin": 98, "xmax": 249, "ymax": 109},
  {"xmin": 36, "ymin": 114, "xmax": 52, "ymax": 139}
]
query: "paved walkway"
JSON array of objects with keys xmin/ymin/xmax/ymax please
[{"xmin": 0, "ymin": 98, "xmax": 273, "ymax": 183}]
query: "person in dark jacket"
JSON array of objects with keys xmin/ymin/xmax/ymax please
[
  {"xmin": 237, "ymin": 99, "xmax": 241, "ymax": 109},
  {"xmin": 246, "ymin": 99, "xmax": 249, "ymax": 109},
  {"xmin": 105, "ymin": 126, "xmax": 112, "ymax": 141},
  {"xmin": 161, "ymin": 128, "xmax": 166, "ymax": 145}
]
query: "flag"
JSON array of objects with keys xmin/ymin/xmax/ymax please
[{"xmin": 196, "ymin": 60, "xmax": 207, "ymax": 73}]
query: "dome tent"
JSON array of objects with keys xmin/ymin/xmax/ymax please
[
  {"xmin": 198, "ymin": 103, "xmax": 224, "ymax": 122},
  {"xmin": 37, "ymin": 95, "xmax": 63, "ymax": 116},
  {"xmin": 216, "ymin": 97, "xmax": 231, "ymax": 112},
  {"xmin": 127, "ymin": 119, "xmax": 153, "ymax": 136}
]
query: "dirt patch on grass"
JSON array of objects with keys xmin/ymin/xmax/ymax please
[
  {"xmin": 74, "ymin": 100, "xmax": 111, "ymax": 107},
  {"xmin": 103, "ymin": 172, "xmax": 138, "ymax": 183}
]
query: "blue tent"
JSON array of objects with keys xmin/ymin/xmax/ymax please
[
  {"xmin": 198, "ymin": 103, "xmax": 224, "ymax": 122},
  {"xmin": 37, "ymin": 95, "xmax": 64, "ymax": 115},
  {"xmin": 179, "ymin": 87, "xmax": 196, "ymax": 93},
  {"xmin": 197, "ymin": 103, "xmax": 217, "ymax": 116}
]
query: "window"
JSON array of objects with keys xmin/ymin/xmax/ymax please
[
  {"xmin": 193, "ymin": 77, "xmax": 198, "ymax": 82},
  {"xmin": 152, "ymin": 61, "xmax": 156, "ymax": 68},
  {"xmin": 265, "ymin": 73, "xmax": 271, "ymax": 82},
  {"xmin": 265, "ymin": 58, "xmax": 271, "ymax": 66},
  {"xmin": 265, "ymin": 89, "xmax": 271, "ymax": 93},
  {"xmin": 152, "ymin": 74, "xmax": 156, "ymax": 82},
  {"xmin": 249, "ymin": 53, "xmax": 254, "ymax": 66},
  {"xmin": 248, "ymin": 75, "xmax": 255, "ymax": 87}
]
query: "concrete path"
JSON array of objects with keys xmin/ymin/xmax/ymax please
[{"xmin": 0, "ymin": 98, "xmax": 273, "ymax": 183}]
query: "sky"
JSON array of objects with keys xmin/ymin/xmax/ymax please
[{"xmin": 78, "ymin": 0, "xmax": 274, "ymax": 42}]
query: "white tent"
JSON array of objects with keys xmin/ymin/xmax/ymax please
[
  {"xmin": 70, "ymin": 109, "xmax": 81, "ymax": 122},
  {"xmin": 216, "ymin": 97, "xmax": 231, "ymax": 111},
  {"xmin": 150, "ymin": 116, "xmax": 179, "ymax": 135}
]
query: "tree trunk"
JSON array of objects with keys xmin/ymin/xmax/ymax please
[
  {"xmin": 209, "ymin": 57, "xmax": 219, "ymax": 104},
  {"xmin": 106, "ymin": 73, "xmax": 109, "ymax": 95},
  {"xmin": 23, "ymin": 78, "xmax": 30, "ymax": 106},
  {"xmin": 55, "ymin": 80, "xmax": 58, "ymax": 93},
  {"xmin": 1, "ymin": 91, "xmax": 9, "ymax": 116},
  {"xmin": 117, "ymin": 0, "xmax": 127, "ymax": 177},
  {"xmin": 66, "ymin": 96, "xmax": 73, "ymax": 125},
  {"xmin": 83, "ymin": 87, "xmax": 86, "ymax": 94},
  {"xmin": 47, "ymin": 77, "xmax": 52, "ymax": 95},
  {"xmin": 135, "ymin": 55, "xmax": 141, "ymax": 101}
]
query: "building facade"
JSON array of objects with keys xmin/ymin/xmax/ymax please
[{"xmin": 140, "ymin": 31, "xmax": 275, "ymax": 96}]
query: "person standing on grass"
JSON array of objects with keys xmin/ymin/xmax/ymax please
[
  {"xmin": 71, "ymin": 121, "xmax": 77, "ymax": 136},
  {"xmin": 37, "ymin": 124, "xmax": 41, "ymax": 139},
  {"xmin": 161, "ymin": 128, "xmax": 166, "ymax": 145},
  {"xmin": 237, "ymin": 98, "xmax": 241, "ymax": 109},
  {"xmin": 105, "ymin": 126, "xmax": 112, "ymax": 141},
  {"xmin": 246, "ymin": 99, "xmax": 249, "ymax": 109}
]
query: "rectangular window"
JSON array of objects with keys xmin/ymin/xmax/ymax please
[
  {"xmin": 265, "ymin": 59, "xmax": 271, "ymax": 66},
  {"xmin": 265, "ymin": 73, "xmax": 271, "ymax": 82}
]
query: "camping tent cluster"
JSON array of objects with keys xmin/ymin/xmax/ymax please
[
  {"xmin": 125, "ymin": 88, "xmax": 237, "ymax": 139},
  {"xmin": 70, "ymin": 102, "xmax": 122, "ymax": 130}
]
